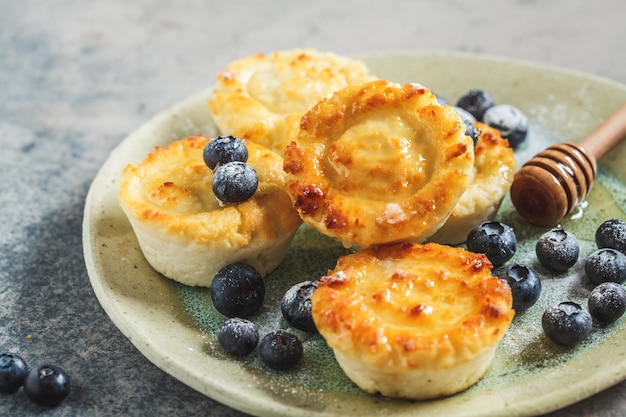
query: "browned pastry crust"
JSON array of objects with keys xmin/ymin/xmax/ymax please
[
  {"xmin": 283, "ymin": 80, "xmax": 475, "ymax": 248},
  {"xmin": 208, "ymin": 49, "xmax": 375, "ymax": 154},
  {"xmin": 429, "ymin": 122, "xmax": 516, "ymax": 244},
  {"xmin": 118, "ymin": 135, "xmax": 302, "ymax": 286},
  {"xmin": 311, "ymin": 242, "xmax": 514, "ymax": 399}
]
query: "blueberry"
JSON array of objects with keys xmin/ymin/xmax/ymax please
[
  {"xmin": 203, "ymin": 135, "xmax": 248, "ymax": 170},
  {"xmin": 588, "ymin": 282, "xmax": 626, "ymax": 324},
  {"xmin": 456, "ymin": 89, "xmax": 495, "ymax": 121},
  {"xmin": 259, "ymin": 330, "xmax": 303, "ymax": 371},
  {"xmin": 584, "ymin": 248, "xmax": 626, "ymax": 286},
  {"xmin": 482, "ymin": 104, "xmax": 529, "ymax": 148},
  {"xmin": 542, "ymin": 301, "xmax": 592, "ymax": 347},
  {"xmin": 212, "ymin": 161, "xmax": 258, "ymax": 204},
  {"xmin": 218, "ymin": 317, "xmax": 259, "ymax": 356},
  {"xmin": 281, "ymin": 281, "xmax": 319, "ymax": 333},
  {"xmin": 454, "ymin": 106, "xmax": 480, "ymax": 145},
  {"xmin": 596, "ymin": 219, "xmax": 626, "ymax": 254},
  {"xmin": 495, "ymin": 264, "xmax": 541, "ymax": 311},
  {"xmin": 23, "ymin": 365, "xmax": 70, "ymax": 406},
  {"xmin": 210, "ymin": 263, "xmax": 265, "ymax": 318},
  {"xmin": 466, "ymin": 221, "xmax": 517, "ymax": 266},
  {"xmin": 0, "ymin": 352, "xmax": 29, "ymax": 393},
  {"xmin": 535, "ymin": 228, "xmax": 579, "ymax": 272}
]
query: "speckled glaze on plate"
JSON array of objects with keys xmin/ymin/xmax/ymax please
[{"xmin": 83, "ymin": 51, "xmax": 626, "ymax": 417}]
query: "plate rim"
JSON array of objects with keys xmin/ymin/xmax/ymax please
[{"xmin": 83, "ymin": 50, "xmax": 626, "ymax": 417}]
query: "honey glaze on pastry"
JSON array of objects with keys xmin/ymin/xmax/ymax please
[
  {"xmin": 118, "ymin": 135, "xmax": 302, "ymax": 287},
  {"xmin": 311, "ymin": 242, "xmax": 514, "ymax": 400},
  {"xmin": 284, "ymin": 80, "xmax": 475, "ymax": 249},
  {"xmin": 429, "ymin": 122, "xmax": 516, "ymax": 245},
  {"xmin": 208, "ymin": 49, "xmax": 375, "ymax": 154}
]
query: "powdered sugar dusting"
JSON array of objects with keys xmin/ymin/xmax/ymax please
[
  {"xmin": 377, "ymin": 203, "xmax": 406, "ymax": 225},
  {"xmin": 173, "ymin": 114, "xmax": 626, "ymax": 403}
]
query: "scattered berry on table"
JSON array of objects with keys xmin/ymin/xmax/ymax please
[
  {"xmin": 584, "ymin": 248, "xmax": 626, "ymax": 286},
  {"xmin": 466, "ymin": 221, "xmax": 517, "ymax": 266},
  {"xmin": 203, "ymin": 135, "xmax": 248, "ymax": 170},
  {"xmin": 210, "ymin": 263, "xmax": 266, "ymax": 318},
  {"xmin": 542, "ymin": 301, "xmax": 592, "ymax": 347},
  {"xmin": 259, "ymin": 330, "xmax": 303, "ymax": 371},
  {"xmin": 588, "ymin": 282, "xmax": 626, "ymax": 324},
  {"xmin": 218, "ymin": 317, "xmax": 259, "ymax": 356},
  {"xmin": 212, "ymin": 161, "xmax": 258, "ymax": 204},
  {"xmin": 0, "ymin": 352, "xmax": 29, "ymax": 393},
  {"xmin": 482, "ymin": 104, "xmax": 529, "ymax": 148},
  {"xmin": 596, "ymin": 218, "xmax": 626, "ymax": 254},
  {"xmin": 456, "ymin": 89, "xmax": 495, "ymax": 121},
  {"xmin": 23, "ymin": 364, "xmax": 70, "ymax": 407},
  {"xmin": 495, "ymin": 264, "xmax": 541, "ymax": 311},
  {"xmin": 535, "ymin": 228, "xmax": 579, "ymax": 272},
  {"xmin": 281, "ymin": 281, "xmax": 319, "ymax": 333}
]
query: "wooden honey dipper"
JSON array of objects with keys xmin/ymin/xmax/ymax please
[{"xmin": 510, "ymin": 102, "xmax": 626, "ymax": 227}]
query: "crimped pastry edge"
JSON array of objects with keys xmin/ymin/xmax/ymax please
[
  {"xmin": 117, "ymin": 135, "xmax": 302, "ymax": 286},
  {"xmin": 122, "ymin": 213, "xmax": 297, "ymax": 286},
  {"xmin": 311, "ymin": 242, "xmax": 514, "ymax": 398},
  {"xmin": 284, "ymin": 80, "xmax": 475, "ymax": 248},
  {"xmin": 429, "ymin": 122, "xmax": 516, "ymax": 245},
  {"xmin": 208, "ymin": 48, "xmax": 376, "ymax": 154},
  {"xmin": 333, "ymin": 345, "xmax": 497, "ymax": 400}
]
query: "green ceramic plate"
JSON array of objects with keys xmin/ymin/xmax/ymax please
[{"xmin": 83, "ymin": 51, "xmax": 626, "ymax": 417}]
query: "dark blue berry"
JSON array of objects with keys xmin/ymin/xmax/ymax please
[
  {"xmin": 23, "ymin": 365, "xmax": 70, "ymax": 406},
  {"xmin": 466, "ymin": 221, "xmax": 517, "ymax": 266},
  {"xmin": 259, "ymin": 330, "xmax": 303, "ymax": 371},
  {"xmin": 0, "ymin": 352, "xmax": 29, "ymax": 393},
  {"xmin": 203, "ymin": 135, "xmax": 248, "ymax": 170},
  {"xmin": 596, "ymin": 219, "xmax": 626, "ymax": 254},
  {"xmin": 588, "ymin": 282, "xmax": 626, "ymax": 324},
  {"xmin": 218, "ymin": 318, "xmax": 259, "ymax": 356},
  {"xmin": 495, "ymin": 264, "xmax": 541, "ymax": 311},
  {"xmin": 454, "ymin": 106, "xmax": 480, "ymax": 145},
  {"xmin": 212, "ymin": 161, "xmax": 258, "ymax": 204},
  {"xmin": 535, "ymin": 228, "xmax": 579, "ymax": 272},
  {"xmin": 210, "ymin": 263, "xmax": 265, "ymax": 318},
  {"xmin": 456, "ymin": 89, "xmax": 495, "ymax": 121},
  {"xmin": 281, "ymin": 281, "xmax": 318, "ymax": 333},
  {"xmin": 542, "ymin": 301, "xmax": 592, "ymax": 347},
  {"xmin": 584, "ymin": 248, "xmax": 626, "ymax": 286},
  {"xmin": 482, "ymin": 104, "xmax": 528, "ymax": 148}
]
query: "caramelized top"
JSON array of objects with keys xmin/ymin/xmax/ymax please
[
  {"xmin": 118, "ymin": 135, "xmax": 301, "ymax": 245},
  {"xmin": 428, "ymin": 122, "xmax": 516, "ymax": 244},
  {"xmin": 312, "ymin": 242, "xmax": 514, "ymax": 370},
  {"xmin": 208, "ymin": 49, "xmax": 375, "ymax": 154}
]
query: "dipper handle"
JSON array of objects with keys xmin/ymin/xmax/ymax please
[
  {"xmin": 579, "ymin": 102, "xmax": 626, "ymax": 160},
  {"xmin": 510, "ymin": 102, "xmax": 626, "ymax": 227}
]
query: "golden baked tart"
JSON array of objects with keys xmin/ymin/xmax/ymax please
[
  {"xmin": 429, "ymin": 122, "xmax": 516, "ymax": 244},
  {"xmin": 118, "ymin": 135, "xmax": 302, "ymax": 287},
  {"xmin": 208, "ymin": 49, "xmax": 375, "ymax": 154},
  {"xmin": 311, "ymin": 242, "xmax": 514, "ymax": 400},
  {"xmin": 284, "ymin": 80, "xmax": 475, "ymax": 249}
]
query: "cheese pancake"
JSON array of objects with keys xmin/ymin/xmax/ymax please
[
  {"xmin": 209, "ymin": 49, "xmax": 375, "ymax": 154},
  {"xmin": 312, "ymin": 242, "xmax": 514, "ymax": 399},
  {"xmin": 118, "ymin": 135, "xmax": 302, "ymax": 287},
  {"xmin": 284, "ymin": 80, "xmax": 475, "ymax": 248},
  {"xmin": 429, "ymin": 122, "xmax": 515, "ymax": 244}
]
